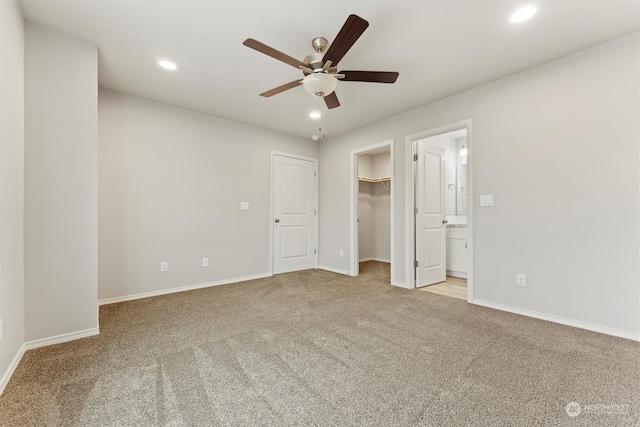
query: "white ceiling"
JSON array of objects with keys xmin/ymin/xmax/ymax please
[{"xmin": 19, "ymin": 0, "xmax": 639, "ymax": 140}]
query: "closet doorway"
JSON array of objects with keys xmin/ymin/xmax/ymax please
[{"xmin": 350, "ymin": 140, "xmax": 394, "ymax": 282}]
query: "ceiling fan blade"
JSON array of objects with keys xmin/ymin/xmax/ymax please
[
  {"xmin": 260, "ymin": 80, "xmax": 302, "ymax": 97},
  {"xmin": 243, "ymin": 38, "xmax": 304, "ymax": 69},
  {"xmin": 339, "ymin": 70, "xmax": 399, "ymax": 83},
  {"xmin": 323, "ymin": 15, "xmax": 369, "ymax": 66},
  {"xmin": 324, "ymin": 92, "xmax": 340, "ymax": 109}
]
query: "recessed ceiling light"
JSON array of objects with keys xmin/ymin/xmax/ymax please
[
  {"xmin": 510, "ymin": 5, "xmax": 538, "ymax": 23},
  {"xmin": 157, "ymin": 59, "xmax": 177, "ymax": 70},
  {"xmin": 309, "ymin": 111, "xmax": 321, "ymax": 119}
]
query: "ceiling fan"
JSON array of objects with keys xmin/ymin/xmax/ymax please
[{"xmin": 243, "ymin": 14, "xmax": 399, "ymax": 109}]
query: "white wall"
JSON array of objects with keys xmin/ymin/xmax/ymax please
[
  {"xmin": 357, "ymin": 153, "xmax": 372, "ymax": 178},
  {"xmin": 371, "ymin": 151, "xmax": 391, "ymax": 178},
  {"xmin": 0, "ymin": 0, "xmax": 25, "ymax": 391},
  {"xmin": 358, "ymin": 182, "xmax": 374, "ymax": 261},
  {"xmin": 370, "ymin": 182, "xmax": 391, "ymax": 262},
  {"xmin": 98, "ymin": 90, "xmax": 318, "ymax": 300},
  {"xmin": 24, "ymin": 24, "xmax": 99, "ymax": 342},
  {"xmin": 319, "ymin": 33, "xmax": 640, "ymax": 338}
]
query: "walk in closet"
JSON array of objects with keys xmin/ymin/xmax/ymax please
[{"xmin": 357, "ymin": 149, "xmax": 391, "ymax": 263}]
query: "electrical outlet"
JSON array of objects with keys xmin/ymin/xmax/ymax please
[
  {"xmin": 160, "ymin": 262, "xmax": 168, "ymax": 272},
  {"xmin": 202, "ymin": 257, "xmax": 209, "ymax": 267},
  {"xmin": 0, "ymin": 319, "xmax": 3, "ymax": 342},
  {"xmin": 339, "ymin": 250, "xmax": 344, "ymax": 257},
  {"xmin": 240, "ymin": 202, "xmax": 249, "ymax": 211},
  {"xmin": 516, "ymin": 273, "xmax": 526, "ymax": 287}
]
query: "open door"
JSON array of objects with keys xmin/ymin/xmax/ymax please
[{"xmin": 415, "ymin": 144, "xmax": 446, "ymax": 287}]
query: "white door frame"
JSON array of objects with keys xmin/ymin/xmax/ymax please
[
  {"xmin": 404, "ymin": 120, "xmax": 474, "ymax": 301},
  {"xmin": 350, "ymin": 139, "xmax": 395, "ymax": 282},
  {"xmin": 270, "ymin": 151, "xmax": 319, "ymax": 276}
]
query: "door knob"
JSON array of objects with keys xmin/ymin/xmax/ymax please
[
  {"xmin": 442, "ymin": 219, "xmax": 448, "ymax": 224},
  {"xmin": 274, "ymin": 218, "xmax": 280, "ymax": 223}
]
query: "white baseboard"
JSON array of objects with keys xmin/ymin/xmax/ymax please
[
  {"xmin": 25, "ymin": 327, "xmax": 100, "ymax": 350},
  {"xmin": 391, "ymin": 280, "xmax": 412, "ymax": 289},
  {"xmin": 2, "ymin": 328, "xmax": 101, "ymax": 395},
  {"xmin": 446, "ymin": 270, "xmax": 467, "ymax": 279},
  {"xmin": 0, "ymin": 344, "xmax": 26, "ymax": 396},
  {"xmin": 99, "ymin": 272, "xmax": 272, "ymax": 306},
  {"xmin": 316, "ymin": 266, "xmax": 351, "ymax": 276},
  {"xmin": 359, "ymin": 257, "xmax": 391, "ymax": 263},
  {"xmin": 472, "ymin": 299, "xmax": 640, "ymax": 342}
]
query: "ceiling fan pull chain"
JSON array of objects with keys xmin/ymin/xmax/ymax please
[{"xmin": 322, "ymin": 98, "xmax": 327, "ymax": 139}]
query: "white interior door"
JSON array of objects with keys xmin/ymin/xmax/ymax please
[
  {"xmin": 273, "ymin": 154, "xmax": 317, "ymax": 274},
  {"xmin": 416, "ymin": 144, "xmax": 446, "ymax": 287}
]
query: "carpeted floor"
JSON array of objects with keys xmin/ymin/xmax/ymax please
[{"xmin": 1, "ymin": 261, "xmax": 639, "ymax": 426}]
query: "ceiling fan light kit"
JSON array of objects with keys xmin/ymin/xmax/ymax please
[
  {"xmin": 302, "ymin": 73, "xmax": 338, "ymax": 97},
  {"xmin": 243, "ymin": 14, "xmax": 399, "ymax": 109}
]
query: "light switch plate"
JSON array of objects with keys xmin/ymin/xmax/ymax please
[
  {"xmin": 480, "ymin": 195, "xmax": 494, "ymax": 206},
  {"xmin": 240, "ymin": 202, "xmax": 249, "ymax": 211}
]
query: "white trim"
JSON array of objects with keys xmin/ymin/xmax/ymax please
[
  {"xmin": 99, "ymin": 272, "xmax": 272, "ymax": 306},
  {"xmin": 25, "ymin": 327, "xmax": 100, "ymax": 350},
  {"xmin": 350, "ymin": 140, "xmax": 395, "ymax": 283},
  {"xmin": 317, "ymin": 265, "xmax": 351, "ymax": 276},
  {"xmin": 472, "ymin": 299, "xmax": 640, "ymax": 342},
  {"xmin": 359, "ymin": 257, "xmax": 391, "ymax": 263},
  {"xmin": 405, "ymin": 120, "xmax": 473, "ymax": 301},
  {"xmin": 270, "ymin": 151, "xmax": 319, "ymax": 275},
  {"xmin": 0, "ymin": 344, "xmax": 26, "ymax": 396},
  {"xmin": 270, "ymin": 151, "xmax": 318, "ymax": 163},
  {"xmin": 391, "ymin": 280, "xmax": 412, "ymax": 289},
  {"xmin": 446, "ymin": 270, "xmax": 467, "ymax": 279}
]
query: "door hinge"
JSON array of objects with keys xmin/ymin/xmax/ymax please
[
  {"xmin": 413, "ymin": 154, "xmax": 418, "ymax": 161},
  {"xmin": 414, "ymin": 260, "xmax": 419, "ymax": 268},
  {"xmin": 314, "ymin": 171, "xmax": 317, "ymax": 177},
  {"xmin": 314, "ymin": 249, "xmax": 317, "ymax": 254},
  {"xmin": 314, "ymin": 209, "xmax": 317, "ymax": 216},
  {"xmin": 414, "ymin": 206, "xmax": 418, "ymax": 214}
]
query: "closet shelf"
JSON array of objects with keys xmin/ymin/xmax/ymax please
[
  {"xmin": 358, "ymin": 176, "xmax": 391, "ymax": 183},
  {"xmin": 358, "ymin": 176, "xmax": 391, "ymax": 191}
]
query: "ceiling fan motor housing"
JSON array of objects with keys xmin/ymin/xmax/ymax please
[
  {"xmin": 304, "ymin": 37, "xmax": 329, "ymax": 74},
  {"xmin": 303, "ymin": 52, "xmax": 325, "ymax": 74}
]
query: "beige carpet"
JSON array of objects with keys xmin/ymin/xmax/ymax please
[{"xmin": 1, "ymin": 261, "xmax": 638, "ymax": 426}]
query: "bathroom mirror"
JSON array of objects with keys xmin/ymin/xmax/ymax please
[{"xmin": 456, "ymin": 164, "xmax": 468, "ymax": 215}]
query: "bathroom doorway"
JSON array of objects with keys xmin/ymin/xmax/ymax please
[{"xmin": 406, "ymin": 121, "xmax": 473, "ymax": 300}]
